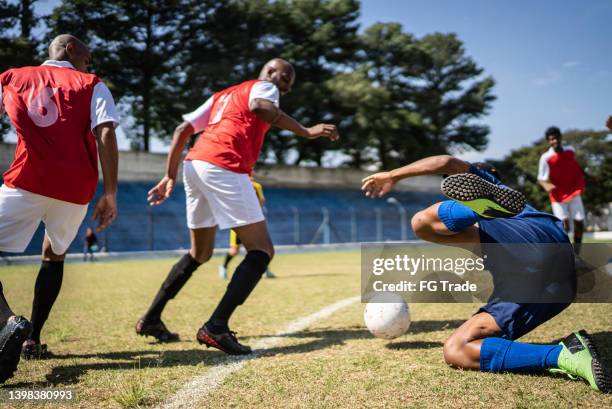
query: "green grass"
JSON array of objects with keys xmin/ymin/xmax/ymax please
[{"xmin": 0, "ymin": 251, "xmax": 610, "ymax": 408}]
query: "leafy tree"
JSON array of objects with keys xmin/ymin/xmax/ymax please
[
  {"xmin": 264, "ymin": 0, "xmax": 360, "ymax": 166},
  {"xmin": 492, "ymin": 129, "xmax": 612, "ymax": 216},
  {"xmin": 0, "ymin": 0, "xmax": 40, "ymax": 140},
  {"xmin": 329, "ymin": 24, "xmax": 495, "ymax": 169},
  {"xmin": 46, "ymin": 0, "xmax": 186, "ymax": 151},
  {"xmin": 413, "ymin": 32, "xmax": 495, "ymax": 156}
]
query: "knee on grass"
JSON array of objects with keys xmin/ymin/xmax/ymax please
[{"xmin": 443, "ymin": 337, "xmax": 467, "ymax": 368}]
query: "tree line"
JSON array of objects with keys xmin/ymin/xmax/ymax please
[{"xmin": 0, "ymin": 0, "xmax": 496, "ymax": 169}]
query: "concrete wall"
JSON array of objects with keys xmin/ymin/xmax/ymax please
[{"xmin": 0, "ymin": 142, "xmax": 441, "ymax": 192}]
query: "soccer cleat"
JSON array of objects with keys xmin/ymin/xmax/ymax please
[
  {"xmin": 441, "ymin": 173, "xmax": 526, "ymax": 218},
  {"xmin": 551, "ymin": 330, "xmax": 611, "ymax": 393},
  {"xmin": 135, "ymin": 318, "xmax": 180, "ymax": 343},
  {"xmin": 218, "ymin": 265, "xmax": 228, "ymax": 280},
  {"xmin": 0, "ymin": 316, "xmax": 32, "ymax": 383},
  {"xmin": 265, "ymin": 270, "xmax": 276, "ymax": 278},
  {"xmin": 21, "ymin": 339, "xmax": 49, "ymax": 360},
  {"xmin": 196, "ymin": 325, "xmax": 252, "ymax": 355}
]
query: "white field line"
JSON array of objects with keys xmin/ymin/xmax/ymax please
[{"xmin": 158, "ymin": 296, "xmax": 360, "ymax": 409}]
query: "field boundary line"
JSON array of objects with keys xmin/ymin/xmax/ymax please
[{"xmin": 158, "ymin": 296, "xmax": 360, "ymax": 409}]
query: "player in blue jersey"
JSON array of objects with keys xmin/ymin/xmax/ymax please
[{"xmin": 362, "ymin": 155, "xmax": 610, "ymax": 393}]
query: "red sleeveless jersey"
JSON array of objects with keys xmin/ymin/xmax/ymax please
[
  {"xmin": 540, "ymin": 147, "xmax": 585, "ymax": 203},
  {"xmin": 1, "ymin": 65, "xmax": 100, "ymax": 204},
  {"xmin": 186, "ymin": 80, "xmax": 271, "ymax": 174}
]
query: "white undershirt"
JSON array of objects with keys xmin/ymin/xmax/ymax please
[{"xmin": 182, "ymin": 81, "xmax": 280, "ymax": 133}]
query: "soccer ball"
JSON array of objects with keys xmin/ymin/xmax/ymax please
[{"xmin": 363, "ymin": 293, "xmax": 411, "ymax": 340}]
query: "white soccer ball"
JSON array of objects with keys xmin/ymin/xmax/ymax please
[{"xmin": 363, "ymin": 293, "xmax": 411, "ymax": 340}]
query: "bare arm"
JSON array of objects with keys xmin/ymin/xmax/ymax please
[
  {"xmin": 147, "ymin": 121, "xmax": 194, "ymax": 205},
  {"xmin": 538, "ymin": 179, "xmax": 556, "ymax": 193},
  {"xmin": 361, "ymin": 155, "xmax": 470, "ymax": 198},
  {"xmin": 249, "ymin": 98, "xmax": 338, "ymax": 141},
  {"xmin": 92, "ymin": 123, "xmax": 119, "ymax": 230}
]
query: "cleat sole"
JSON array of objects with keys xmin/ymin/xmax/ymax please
[{"xmin": 441, "ymin": 173, "xmax": 526, "ymax": 217}]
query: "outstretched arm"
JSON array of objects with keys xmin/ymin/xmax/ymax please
[
  {"xmin": 362, "ymin": 155, "xmax": 470, "ymax": 198},
  {"xmin": 147, "ymin": 121, "xmax": 194, "ymax": 205},
  {"xmin": 249, "ymin": 98, "xmax": 339, "ymax": 141}
]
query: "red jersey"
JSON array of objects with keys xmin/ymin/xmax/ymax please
[
  {"xmin": 537, "ymin": 146, "xmax": 585, "ymax": 203},
  {"xmin": 1, "ymin": 64, "xmax": 101, "ymax": 204},
  {"xmin": 185, "ymin": 80, "xmax": 273, "ymax": 174}
]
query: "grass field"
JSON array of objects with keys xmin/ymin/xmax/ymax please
[{"xmin": 0, "ymin": 250, "xmax": 611, "ymax": 408}]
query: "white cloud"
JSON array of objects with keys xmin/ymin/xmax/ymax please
[{"xmin": 562, "ymin": 61, "xmax": 580, "ymax": 68}]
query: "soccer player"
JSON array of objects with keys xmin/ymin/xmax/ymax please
[
  {"xmin": 606, "ymin": 116, "xmax": 612, "ymax": 131},
  {"xmin": 136, "ymin": 58, "xmax": 338, "ymax": 353},
  {"xmin": 362, "ymin": 155, "xmax": 610, "ymax": 393},
  {"xmin": 0, "ymin": 34, "xmax": 119, "ymax": 382},
  {"xmin": 537, "ymin": 126, "xmax": 585, "ymax": 254},
  {"xmin": 218, "ymin": 173, "xmax": 274, "ymax": 280}
]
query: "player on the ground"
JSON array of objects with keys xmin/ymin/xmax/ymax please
[
  {"xmin": 219, "ymin": 173, "xmax": 274, "ymax": 280},
  {"xmin": 362, "ymin": 155, "xmax": 610, "ymax": 393},
  {"xmin": 537, "ymin": 126, "xmax": 585, "ymax": 254},
  {"xmin": 0, "ymin": 34, "xmax": 119, "ymax": 382},
  {"xmin": 136, "ymin": 58, "xmax": 338, "ymax": 353}
]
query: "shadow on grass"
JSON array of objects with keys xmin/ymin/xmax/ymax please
[
  {"xmin": 3, "ymin": 349, "xmax": 221, "ymax": 387},
  {"xmin": 385, "ymin": 341, "xmax": 443, "ymax": 350},
  {"xmin": 9, "ymin": 324, "xmax": 607, "ymax": 390},
  {"xmin": 251, "ymin": 319, "xmax": 466, "ymax": 340},
  {"xmin": 271, "ymin": 273, "xmax": 348, "ymax": 279}
]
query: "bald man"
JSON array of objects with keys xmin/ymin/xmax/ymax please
[
  {"xmin": 0, "ymin": 34, "xmax": 119, "ymax": 381},
  {"xmin": 136, "ymin": 58, "xmax": 338, "ymax": 354}
]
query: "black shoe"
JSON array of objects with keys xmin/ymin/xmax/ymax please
[
  {"xmin": 441, "ymin": 173, "xmax": 526, "ymax": 218},
  {"xmin": 21, "ymin": 340, "xmax": 49, "ymax": 360},
  {"xmin": 135, "ymin": 318, "xmax": 180, "ymax": 343},
  {"xmin": 0, "ymin": 316, "xmax": 32, "ymax": 383},
  {"xmin": 196, "ymin": 325, "xmax": 252, "ymax": 355}
]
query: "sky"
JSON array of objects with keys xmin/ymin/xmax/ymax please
[
  {"xmin": 13, "ymin": 0, "xmax": 612, "ymax": 161},
  {"xmin": 359, "ymin": 0, "xmax": 612, "ymax": 161}
]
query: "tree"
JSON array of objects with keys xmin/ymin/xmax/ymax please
[
  {"xmin": 412, "ymin": 32, "xmax": 495, "ymax": 156},
  {"xmin": 329, "ymin": 24, "xmax": 495, "ymax": 169},
  {"xmin": 0, "ymin": 0, "xmax": 40, "ymax": 141},
  {"xmin": 492, "ymin": 129, "xmax": 612, "ymax": 215},
  {"xmin": 46, "ymin": 0, "xmax": 187, "ymax": 151},
  {"xmin": 263, "ymin": 0, "xmax": 360, "ymax": 166}
]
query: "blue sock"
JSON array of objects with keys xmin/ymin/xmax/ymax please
[
  {"xmin": 480, "ymin": 337, "xmax": 562, "ymax": 373},
  {"xmin": 438, "ymin": 200, "xmax": 483, "ymax": 232}
]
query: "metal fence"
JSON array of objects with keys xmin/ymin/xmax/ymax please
[{"xmin": 92, "ymin": 203, "xmax": 419, "ymax": 254}]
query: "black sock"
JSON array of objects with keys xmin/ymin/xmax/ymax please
[
  {"xmin": 144, "ymin": 253, "xmax": 202, "ymax": 322},
  {"xmin": 574, "ymin": 235, "xmax": 582, "ymax": 255},
  {"xmin": 223, "ymin": 253, "xmax": 234, "ymax": 269},
  {"xmin": 0, "ymin": 281, "xmax": 15, "ymax": 328},
  {"xmin": 30, "ymin": 261, "xmax": 64, "ymax": 343},
  {"xmin": 206, "ymin": 250, "xmax": 270, "ymax": 333}
]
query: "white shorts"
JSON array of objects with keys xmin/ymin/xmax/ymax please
[
  {"xmin": 0, "ymin": 185, "xmax": 88, "ymax": 254},
  {"xmin": 183, "ymin": 160, "xmax": 264, "ymax": 230},
  {"xmin": 551, "ymin": 195, "xmax": 585, "ymax": 221}
]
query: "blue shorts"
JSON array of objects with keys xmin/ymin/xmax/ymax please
[{"xmin": 477, "ymin": 302, "xmax": 571, "ymax": 340}]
